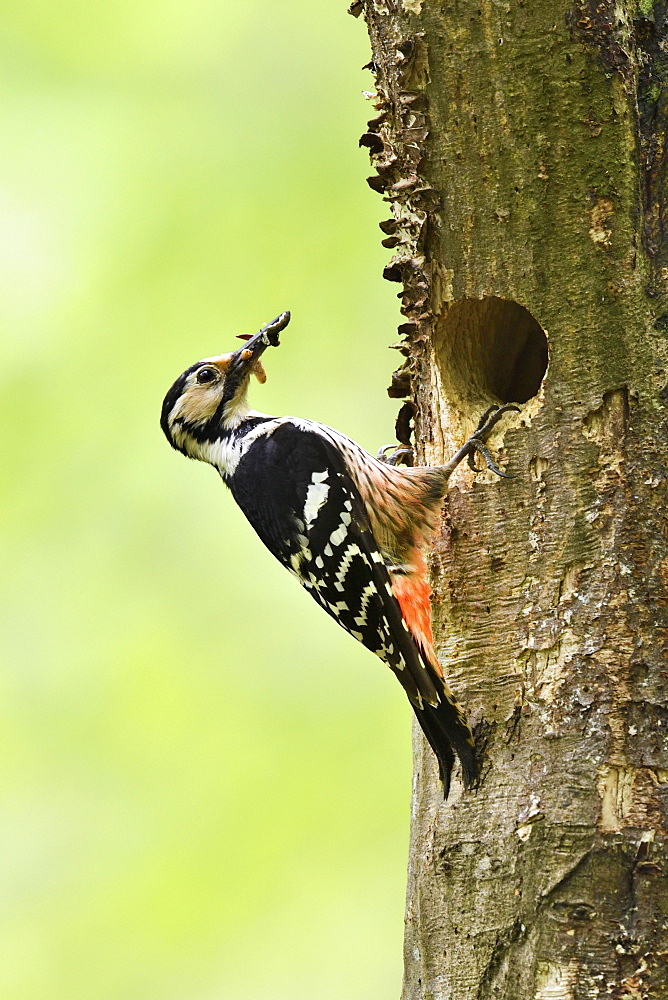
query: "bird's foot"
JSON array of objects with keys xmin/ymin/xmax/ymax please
[
  {"xmin": 464, "ymin": 404, "xmax": 520, "ymax": 478},
  {"xmin": 377, "ymin": 443, "xmax": 414, "ymax": 467}
]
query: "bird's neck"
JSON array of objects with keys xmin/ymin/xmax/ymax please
[{"xmin": 194, "ymin": 409, "xmax": 275, "ymax": 479}]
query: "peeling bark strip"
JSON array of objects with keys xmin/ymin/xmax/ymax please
[{"xmin": 356, "ymin": 1, "xmax": 668, "ymax": 998}]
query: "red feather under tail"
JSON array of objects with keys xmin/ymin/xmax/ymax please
[{"xmin": 391, "ymin": 549, "xmax": 478, "ymax": 794}]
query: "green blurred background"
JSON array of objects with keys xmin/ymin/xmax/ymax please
[{"xmin": 0, "ymin": 2, "xmax": 411, "ymax": 998}]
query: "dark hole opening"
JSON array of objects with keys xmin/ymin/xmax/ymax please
[{"xmin": 435, "ymin": 297, "xmax": 548, "ymax": 410}]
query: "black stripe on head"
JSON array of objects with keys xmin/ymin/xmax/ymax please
[
  {"xmin": 160, "ymin": 362, "xmax": 201, "ymax": 449},
  {"xmin": 216, "ymin": 367, "xmax": 245, "ymax": 421}
]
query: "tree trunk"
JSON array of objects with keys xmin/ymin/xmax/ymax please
[{"xmin": 354, "ymin": 1, "xmax": 668, "ymax": 997}]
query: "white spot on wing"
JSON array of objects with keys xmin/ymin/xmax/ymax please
[
  {"xmin": 334, "ymin": 544, "xmax": 361, "ymax": 590},
  {"xmin": 353, "ymin": 582, "xmax": 378, "ymax": 626},
  {"xmin": 330, "ymin": 512, "xmax": 352, "ymax": 547},
  {"xmin": 303, "ymin": 477, "xmax": 330, "ymax": 528}
]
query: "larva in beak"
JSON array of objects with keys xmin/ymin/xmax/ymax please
[
  {"xmin": 236, "ymin": 343, "xmax": 267, "ymax": 381},
  {"xmin": 252, "ymin": 359, "xmax": 267, "ymax": 383}
]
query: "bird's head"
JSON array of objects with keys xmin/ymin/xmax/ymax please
[{"xmin": 161, "ymin": 311, "xmax": 289, "ymax": 456}]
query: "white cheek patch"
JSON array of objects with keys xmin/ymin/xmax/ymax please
[{"xmin": 173, "ymin": 382, "xmax": 223, "ymax": 426}]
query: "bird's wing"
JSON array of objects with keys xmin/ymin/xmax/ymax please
[
  {"xmin": 228, "ymin": 421, "xmax": 477, "ymax": 791},
  {"xmin": 228, "ymin": 422, "xmax": 439, "ymax": 705}
]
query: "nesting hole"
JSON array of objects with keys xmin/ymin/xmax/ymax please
[{"xmin": 434, "ymin": 297, "xmax": 548, "ymax": 411}]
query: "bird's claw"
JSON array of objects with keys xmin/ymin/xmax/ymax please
[
  {"xmin": 377, "ymin": 444, "xmax": 414, "ymax": 467},
  {"xmin": 465, "ymin": 404, "xmax": 520, "ymax": 478}
]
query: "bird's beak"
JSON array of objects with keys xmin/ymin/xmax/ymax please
[{"xmin": 228, "ymin": 311, "xmax": 290, "ymax": 377}]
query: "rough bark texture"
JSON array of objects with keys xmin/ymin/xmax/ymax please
[{"xmin": 355, "ymin": 1, "xmax": 668, "ymax": 997}]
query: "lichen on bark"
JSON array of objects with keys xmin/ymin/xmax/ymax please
[{"xmin": 356, "ymin": 1, "xmax": 668, "ymax": 997}]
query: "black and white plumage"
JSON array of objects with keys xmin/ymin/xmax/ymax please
[{"xmin": 161, "ymin": 313, "xmax": 516, "ymax": 795}]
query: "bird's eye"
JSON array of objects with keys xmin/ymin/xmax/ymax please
[{"xmin": 196, "ymin": 367, "xmax": 218, "ymax": 384}]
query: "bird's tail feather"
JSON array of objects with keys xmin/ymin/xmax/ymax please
[{"xmin": 413, "ymin": 664, "xmax": 478, "ymax": 797}]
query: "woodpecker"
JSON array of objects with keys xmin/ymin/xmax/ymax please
[{"xmin": 161, "ymin": 312, "xmax": 517, "ymax": 795}]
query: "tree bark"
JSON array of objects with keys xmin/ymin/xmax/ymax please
[{"xmin": 355, "ymin": 1, "xmax": 668, "ymax": 997}]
